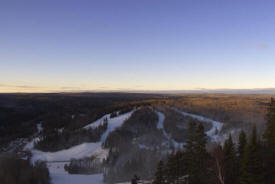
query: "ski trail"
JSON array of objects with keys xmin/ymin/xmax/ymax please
[
  {"xmin": 173, "ymin": 108, "xmax": 223, "ymax": 142},
  {"xmin": 156, "ymin": 111, "xmax": 184, "ymax": 148}
]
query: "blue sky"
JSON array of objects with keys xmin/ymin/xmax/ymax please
[{"xmin": 1, "ymin": 0, "xmax": 275, "ymax": 92}]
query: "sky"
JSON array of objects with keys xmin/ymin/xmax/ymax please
[{"xmin": 1, "ymin": 0, "xmax": 275, "ymax": 92}]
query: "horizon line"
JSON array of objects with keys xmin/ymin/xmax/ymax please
[{"xmin": 1, "ymin": 88, "xmax": 275, "ymax": 94}]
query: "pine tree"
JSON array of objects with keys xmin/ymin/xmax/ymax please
[
  {"xmin": 237, "ymin": 130, "xmax": 247, "ymax": 184},
  {"xmin": 238, "ymin": 130, "xmax": 247, "ymax": 160},
  {"xmin": 185, "ymin": 122, "xmax": 210, "ymax": 184},
  {"xmin": 153, "ymin": 161, "xmax": 165, "ymax": 184},
  {"xmin": 165, "ymin": 150, "xmax": 185, "ymax": 184},
  {"xmin": 194, "ymin": 123, "xmax": 210, "ymax": 183},
  {"xmin": 184, "ymin": 121, "xmax": 197, "ymax": 184},
  {"xmin": 263, "ymin": 98, "xmax": 275, "ymax": 184},
  {"xmin": 223, "ymin": 134, "xmax": 238, "ymax": 184},
  {"xmin": 239, "ymin": 125, "xmax": 263, "ymax": 184}
]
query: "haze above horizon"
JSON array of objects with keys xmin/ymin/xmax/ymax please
[{"xmin": 1, "ymin": 1, "xmax": 275, "ymax": 92}]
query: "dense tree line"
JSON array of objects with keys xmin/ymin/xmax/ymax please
[
  {"xmin": 152, "ymin": 98, "xmax": 275, "ymax": 184},
  {"xmin": 0, "ymin": 154, "xmax": 50, "ymax": 184},
  {"xmin": 64, "ymin": 156, "xmax": 102, "ymax": 174}
]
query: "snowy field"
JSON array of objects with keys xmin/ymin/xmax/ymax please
[{"xmin": 31, "ymin": 142, "xmax": 102, "ymax": 162}]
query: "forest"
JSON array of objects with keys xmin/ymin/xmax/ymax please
[
  {"xmin": 149, "ymin": 98, "xmax": 275, "ymax": 184},
  {"xmin": 0, "ymin": 154, "xmax": 50, "ymax": 184}
]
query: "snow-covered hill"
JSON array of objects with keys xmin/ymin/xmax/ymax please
[
  {"xmin": 23, "ymin": 107, "xmax": 227, "ymax": 184},
  {"xmin": 24, "ymin": 110, "xmax": 136, "ymax": 184},
  {"xmin": 24, "ymin": 110, "xmax": 135, "ymax": 163}
]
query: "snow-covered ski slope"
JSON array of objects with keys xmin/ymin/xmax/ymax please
[
  {"xmin": 84, "ymin": 111, "xmax": 136, "ymax": 142},
  {"xmin": 24, "ymin": 110, "xmax": 135, "ymax": 163},
  {"xmin": 31, "ymin": 142, "xmax": 102, "ymax": 162},
  {"xmin": 24, "ymin": 108, "xmax": 223, "ymax": 184},
  {"xmin": 23, "ymin": 110, "xmax": 135, "ymax": 184}
]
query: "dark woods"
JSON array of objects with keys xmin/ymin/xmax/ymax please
[
  {"xmin": 152, "ymin": 98, "xmax": 275, "ymax": 184},
  {"xmin": 0, "ymin": 155, "xmax": 50, "ymax": 184}
]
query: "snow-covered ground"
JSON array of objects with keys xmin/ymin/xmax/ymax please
[
  {"xmin": 23, "ymin": 108, "xmax": 224, "ymax": 184},
  {"xmin": 173, "ymin": 109, "xmax": 224, "ymax": 142},
  {"xmin": 24, "ymin": 111, "xmax": 135, "ymax": 184},
  {"xmin": 25, "ymin": 110, "xmax": 135, "ymax": 163},
  {"xmin": 31, "ymin": 142, "xmax": 102, "ymax": 162}
]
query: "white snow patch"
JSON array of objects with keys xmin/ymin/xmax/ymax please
[
  {"xmin": 23, "ymin": 122, "xmax": 43, "ymax": 151},
  {"xmin": 23, "ymin": 137, "xmax": 40, "ymax": 151},
  {"xmin": 37, "ymin": 123, "xmax": 43, "ymax": 133},
  {"xmin": 31, "ymin": 142, "xmax": 102, "ymax": 162},
  {"xmin": 156, "ymin": 111, "xmax": 165, "ymax": 129}
]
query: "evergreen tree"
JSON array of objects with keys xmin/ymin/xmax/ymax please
[
  {"xmin": 238, "ymin": 130, "xmax": 247, "ymax": 160},
  {"xmin": 237, "ymin": 130, "xmax": 247, "ymax": 184},
  {"xmin": 194, "ymin": 123, "xmax": 210, "ymax": 183},
  {"xmin": 165, "ymin": 151, "xmax": 183, "ymax": 184},
  {"xmin": 185, "ymin": 122, "xmax": 210, "ymax": 184},
  {"xmin": 184, "ymin": 121, "xmax": 197, "ymax": 184},
  {"xmin": 263, "ymin": 98, "xmax": 275, "ymax": 184},
  {"xmin": 153, "ymin": 161, "xmax": 165, "ymax": 184},
  {"xmin": 223, "ymin": 134, "xmax": 238, "ymax": 184},
  {"xmin": 239, "ymin": 125, "xmax": 263, "ymax": 184}
]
